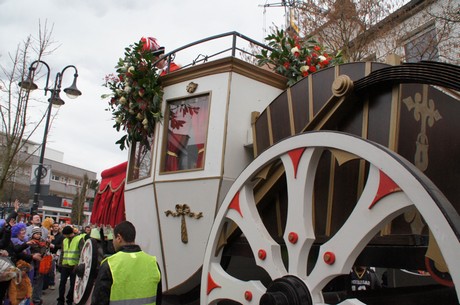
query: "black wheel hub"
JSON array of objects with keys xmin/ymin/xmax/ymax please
[{"xmin": 260, "ymin": 275, "xmax": 312, "ymax": 305}]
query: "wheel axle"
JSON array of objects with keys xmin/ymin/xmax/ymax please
[{"xmin": 260, "ymin": 275, "xmax": 312, "ymax": 305}]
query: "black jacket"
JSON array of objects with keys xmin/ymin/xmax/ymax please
[
  {"xmin": 91, "ymin": 244, "xmax": 162, "ymax": 305},
  {"xmin": 50, "ymin": 231, "xmax": 64, "ymax": 254}
]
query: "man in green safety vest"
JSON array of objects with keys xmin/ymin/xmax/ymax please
[
  {"xmin": 91, "ymin": 221, "xmax": 162, "ymax": 305},
  {"xmin": 57, "ymin": 225, "xmax": 87, "ymax": 305}
]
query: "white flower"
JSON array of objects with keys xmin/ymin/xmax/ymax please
[
  {"xmin": 119, "ymin": 96, "xmax": 127, "ymax": 105},
  {"xmin": 142, "ymin": 118, "xmax": 148, "ymax": 126},
  {"xmin": 319, "ymin": 55, "xmax": 327, "ymax": 62},
  {"xmin": 115, "ymin": 116, "xmax": 123, "ymax": 124},
  {"xmin": 291, "ymin": 46, "xmax": 300, "ymax": 55},
  {"xmin": 124, "ymin": 86, "xmax": 131, "ymax": 93},
  {"xmin": 300, "ymin": 66, "xmax": 309, "ymax": 72},
  {"xmin": 128, "ymin": 66, "xmax": 135, "ymax": 73}
]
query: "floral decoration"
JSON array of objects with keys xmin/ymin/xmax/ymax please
[
  {"xmin": 256, "ymin": 28, "xmax": 343, "ymax": 86},
  {"xmin": 102, "ymin": 39, "xmax": 164, "ymax": 150}
]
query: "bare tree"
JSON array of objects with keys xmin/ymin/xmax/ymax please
[
  {"xmin": 0, "ymin": 21, "xmax": 57, "ymax": 202},
  {"xmin": 296, "ymin": 0, "xmax": 408, "ymax": 62},
  {"xmin": 71, "ymin": 174, "xmax": 89, "ymax": 226},
  {"xmin": 295, "ymin": 0, "xmax": 459, "ymax": 64}
]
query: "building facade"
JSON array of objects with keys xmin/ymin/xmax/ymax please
[{"xmin": 0, "ymin": 134, "xmax": 97, "ymax": 224}]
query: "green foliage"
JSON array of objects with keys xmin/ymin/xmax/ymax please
[
  {"xmin": 256, "ymin": 28, "xmax": 343, "ymax": 86},
  {"xmin": 102, "ymin": 41, "xmax": 163, "ymax": 150}
]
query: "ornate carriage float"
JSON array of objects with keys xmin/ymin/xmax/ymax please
[{"xmin": 85, "ymin": 32, "xmax": 460, "ymax": 305}]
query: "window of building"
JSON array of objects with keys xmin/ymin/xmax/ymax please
[
  {"xmin": 128, "ymin": 136, "xmax": 154, "ymax": 181},
  {"xmin": 52, "ymin": 175, "xmax": 61, "ymax": 182},
  {"xmin": 403, "ymin": 22, "xmax": 439, "ymax": 63},
  {"xmin": 161, "ymin": 94, "xmax": 210, "ymax": 173}
]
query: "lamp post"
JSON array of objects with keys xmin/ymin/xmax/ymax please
[{"xmin": 19, "ymin": 60, "xmax": 82, "ymax": 215}]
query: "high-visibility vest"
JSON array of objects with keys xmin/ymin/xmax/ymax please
[
  {"xmin": 106, "ymin": 251, "xmax": 160, "ymax": 305},
  {"xmin": 62, "ymin": 234, "xmax": 85, "ymax": 266}
]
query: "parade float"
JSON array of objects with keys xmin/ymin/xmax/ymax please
[{"xmin": 80, "ymin": 32, "xmax": 459, "ymax": 305}]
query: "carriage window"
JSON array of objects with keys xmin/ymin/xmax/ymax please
[
  {"xmin": 162, "ymin": 95, "xmax": 210, "ymax": 172},
  {"xmin": 128, "ymin": 136, "xmax": 154, "ymax": 181}
]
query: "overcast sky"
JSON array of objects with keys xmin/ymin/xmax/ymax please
[{"xmin": 0, "ymin": 0, "xmax": 285, "ymax": 179}]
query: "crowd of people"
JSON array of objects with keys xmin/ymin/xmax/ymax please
[{"xmin": 0, "ymin": 200, "xmax": 162, "ymax": 305}]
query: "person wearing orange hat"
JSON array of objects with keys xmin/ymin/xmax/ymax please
[{"xmin": 140, "ymin": 36, "xmax": 180, "ymax": 75}]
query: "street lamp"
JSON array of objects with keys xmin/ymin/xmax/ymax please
[{"xmin": 19, "ymin": 60, "xmax": 82, "ymax": 214}]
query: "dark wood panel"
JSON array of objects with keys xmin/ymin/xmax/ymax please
[
  {"xmin": 269, "ymin": 92, "xmax": 291, "ymax": 144},
  {"xmin": 367, "ymin": 85, "xmax": 393, "ymax": 146},
  {"xmin": 330, "ymin": 159, "xmax": 362, "ymax": 235},
  {"xmin": 312, "ymin": 66, "xmax": 336, "ymax": 115},
  {"xmin": 398, "ymin": 84, "xmax": 460, "ymax": 214},
  {"xmin": 254, "ymin": 111, "xmax": 270, "ymax": 155},
  {"xmin": 338, "ymin": 62, "xmax": 367, "ymax": 82},
  {"xmin": 290, "ymin": 78, "xmax": 310, "ymax": 133},
  {"xmin": 313, "ymin": 151, "xmax": 333, "ymax": 236}
]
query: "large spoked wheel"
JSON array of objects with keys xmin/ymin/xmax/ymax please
[
  {"xmin": 201, "ymin": 131, "xmax": 459, "ymax": 304},
  {"xmin": 74, "ymin": 238, "xmax": 99, "ymax": 305}
]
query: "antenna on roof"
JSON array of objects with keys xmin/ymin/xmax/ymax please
[{"xmin": 259, "ymin": 0, "xmax": 302, "ymax": 36}]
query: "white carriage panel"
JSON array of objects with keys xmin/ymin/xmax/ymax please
[
  {"xmin": 123, "ymin": 184, "xmax": 164, "ymax": 274},
  {"xmin": 155, "ymin": 178, "xmax": 220, "ymax": 291},
  {"xmin": 155, "ymin": 73, "xmax": 231, "ymax": 181},
  {"xmin": 223, "ymin": 73, "xmax": 283, "ymax": 179}
]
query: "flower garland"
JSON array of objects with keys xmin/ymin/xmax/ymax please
[
  {"xmin": 256, "ymin": 28, "xmax": 343, "ymax": 86},
  {"xmin": 102, "ymin": 39, "xmax": 163, "ymax": 150}
]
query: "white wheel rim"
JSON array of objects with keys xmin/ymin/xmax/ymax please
[{"xmin": 201, "ymin": 131, "xmax": 460, "ymax": 304}]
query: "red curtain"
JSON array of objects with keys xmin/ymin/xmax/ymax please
[
  {"xmin": 90, "ymin": 162, "xmax": 127, "ymax": 227},
  {"xmin": 165, "ymin": 132, "xmax": 189, "ymax": 171},
  {"xmin": 191, "ymin": 100, "xmax": 209, "ymax": 168}
]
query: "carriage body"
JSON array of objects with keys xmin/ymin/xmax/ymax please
[{"xmin": 118, "ymin": 33, "xmax": 459, "ymax": 304}]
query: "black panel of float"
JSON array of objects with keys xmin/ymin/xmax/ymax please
[
  {"xmin": 367, "ymin": 84, "xmax": 393, "ymax": 146},
  {"xmin": 290, "ymin": 78, "xmax": 310, "ymax": 134},
  {"xmin": 269, "ymin": 92, "xmax": 291, "ymax": 145},
  {"xmin": 255, "ymin": 110, "xmax": 270, "ymax": 155},
  {"xmin": 311, "ymin": 66, "xmax": 335, "ymax": 115},
  {"xmin": 398, "ymin": 84, "xmax": 460, "ymax": 215},
  {"xmin": 338, "ymin": 62, "xmax": 366, "ymax": 82}
]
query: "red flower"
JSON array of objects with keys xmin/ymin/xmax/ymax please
[
  {"xmin": 314, "ymin": 46, "xmax": 321, "ymax": 51},
  {"xmin": 138, "ymin": 99, "xmax": 147, "ymax": 110},
  {"xmin": 302, "ymin": 71, "xmax": 309, "ymax": 77},
  {"xmin": 283, "ymin": 62, "xmax": 290, "ymax": 69},
  {"xmin": 309, "ymin": 65, "xmax": 317, "ymax": 73}
]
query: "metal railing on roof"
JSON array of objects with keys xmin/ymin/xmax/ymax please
[{"xmin": 154, "ymin": 31, "xmax": 273, "ymax": 74}]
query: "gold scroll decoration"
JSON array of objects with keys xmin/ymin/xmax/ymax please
[{"xmin": 165, "ymin": 204, "xmax": 203, "ymax": 244}]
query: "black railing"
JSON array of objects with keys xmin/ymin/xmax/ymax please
[{"xmin": 154, "ymin": 31, "xmax": 273, "ymax": 74}]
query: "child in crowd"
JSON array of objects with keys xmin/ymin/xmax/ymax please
[
  {"xmin": 8, "ymin": 260, "xmax": 32, "ymax": 305},
  {"xmin": 28, "ymin": 227, "xmax": 48, "ymax": 305}
]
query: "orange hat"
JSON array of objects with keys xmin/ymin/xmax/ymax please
[{"xmin": 141, "ymin": 37, "xmax": 160, "ymax": 52}]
